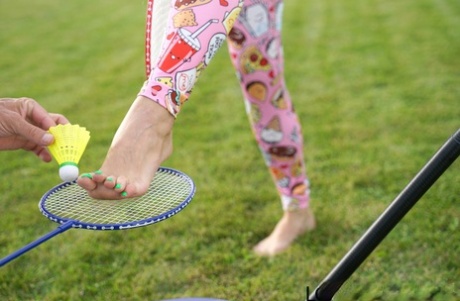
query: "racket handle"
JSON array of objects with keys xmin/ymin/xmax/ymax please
[
  {"xmin": 0, "ymin": 221, "xmax": 73, "ymax": 267},
  {"xmin": 309, "ymin": 128, "xmax": 460, "ymax": 301}
]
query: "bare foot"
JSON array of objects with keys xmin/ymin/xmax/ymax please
[
  {"xmin": 253, "ymin": 206, "xmax": 316, "ymax": 257},
  {"xmin": 77, "ymin": 96, "xmax": 174, "ymax": 199}
]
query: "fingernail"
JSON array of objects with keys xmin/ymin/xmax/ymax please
[
  {"xmin": 94, "ymin": 170, "xmax": 103, "ymax": 175},
  {"xmin": 121, "ymin": 191, "xmax": 128, "ymax": 197},
  {"xmin": 41, "ymin": 133, "xmax": 54, "ymax": 145},
  {"xmin": 115, "ymin": 184, "xmax": 122, "ymax": 189},
  {"xmin": 80, "ymin": 173, "xmax": 93, "ymax": 179}
]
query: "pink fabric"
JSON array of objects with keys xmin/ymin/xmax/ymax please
[
  {"xmin": 139, "ymin": 0, "xmax": 243, "ymax": 116},
  {"xmin": 227, "ymin": 0, "xmax": 309, "ymax": 210},
  {"xmin": 139, "ymin": 0, "xmax": 310, "ymax": 211}
]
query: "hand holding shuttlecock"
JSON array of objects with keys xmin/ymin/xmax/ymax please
[{"xmin": 47, "ymin": 124, "xmax": 90, "ymax": 182}]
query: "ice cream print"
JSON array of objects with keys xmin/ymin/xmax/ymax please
[
  {"xmin": 239, "ymin": 2, "xmax": 270, "ymax": 37},
  {"xmin": 227, "ymin": 0, "xmax": 310, "ymax": 210},
  {"xmin": 261, "ymin": 116, "xmax": 283, "ymax": 144},
  {"xmin": 139, "ymin": 0, "xmax": 310, "ymax": 213},
  {"xmin": 139, "ymin": 0, "xmax": 243, "ymax": 117},
  {"xmin": 270, "ymin": 166, "xmax": 290, "ymax": 188}
]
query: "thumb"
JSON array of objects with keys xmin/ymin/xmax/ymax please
[{"xmin": 14, "ymin": 118, "xmax": 54, "ymax": 146}]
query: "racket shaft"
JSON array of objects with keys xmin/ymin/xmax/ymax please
[
  {"xmin": 309, "ymin": 128, "xmax": 460, "ymax": 301},
  {"xmin": 0, "ymin": 221, "xmax": 73, "ymax": 267}
]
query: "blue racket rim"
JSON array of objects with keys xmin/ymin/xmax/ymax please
[{"xmin": 38, "ymin": 167, "xmax": 195, "ymax": 231}]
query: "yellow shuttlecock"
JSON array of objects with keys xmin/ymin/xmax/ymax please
[{"xmin": 48, "ymin": 124, "xmax": 90, "ymax": 182}]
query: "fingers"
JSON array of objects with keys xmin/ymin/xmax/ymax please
[
  {"xmin": 0, "ymin": 97, "xmax": 69, "ymax": 148},
  {"xmin": 13, "ymin": 117, "xmax": 55, "ymax": 146},
  {"xmin": 49, "ymin": 113, "xmax": 70, "ymax": 126},
  {"xmin": 22, "ymin": 98, "xmax": 59, "ymax": 130},
  {"xmin": 0, "ymin": 113, "xmax": 52, "ymax": 151},
  {"xmin": 20, "ymin": 139, "xmax": 53, "ymax": 162},
  {"xmin": 35, "ymin": 146, "xmax": 53, "ymax": 162},
  {"xmin": 0, "ymin": 136, "xmax": 53, "ymax": 162},
  {"xmin": 0, "ymin": 97, "xmax": 70, "ymax": 161},
  {"xmin": 10, "ymin": 97, "xmax": 70, "ymax": 130}
]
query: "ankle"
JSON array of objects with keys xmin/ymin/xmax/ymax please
[
  {"xmin": 134, "ymin": 95, "xmax": 175, "ymax": 138},
  {"xmin": 284, "ymin": 207, "xmax": 316, "ymax": 229}
]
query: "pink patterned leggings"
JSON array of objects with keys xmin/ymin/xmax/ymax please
[{"xmin": 139, "ymin": 0, "xmax": 310, "ymax": 211}]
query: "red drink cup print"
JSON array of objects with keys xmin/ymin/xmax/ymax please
[{"xmin": 159, "ymin": 19, "xmax": 219, "ymax": 73}]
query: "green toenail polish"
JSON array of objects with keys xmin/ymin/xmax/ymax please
[
  {"xmin": 106, "ymin": 177, "xmax": 113, "ymax": 182},
  {"xmin": 81, "ymin": 173, "xmax": 93, "ymax": 179},
  {"xmin": 121, "ymin": 191, "xmax": 128, "ymax": 197},
  {"xmin": 115, "ymin": 183, "xmax": 122, "ymax": 189},
  {"xmin": 94, "ymin": 170, "xmax": 103, "ymax": 175}
]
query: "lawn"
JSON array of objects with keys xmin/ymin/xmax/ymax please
[{"xmin": 0, "ymin": 0, "xmax": 459, "ymax": 300}]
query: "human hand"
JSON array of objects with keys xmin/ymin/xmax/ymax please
[{"xmin": 0, "ymin": 97, "xmax": 69, "ymax": 161}]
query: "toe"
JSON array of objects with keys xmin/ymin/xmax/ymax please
[
  {"xmin": 113, "ymin": 176, "xmax": 127, "ymax": 192},
  {"xmin": 77, "ymin": 174, "xmax": 97, "ymax": 191},
  {"xmin": 103, "ymin": 176, "xmax": 117, "ymax": 189},
  {"xmin": 92, "ymin": 170, "xmax": 106, "ymax": 183},
  {"xmin": 119, "ymin": 182, "xmax": 140, "ymax": 199},
  {"xmin": 253, "ymin": 240, "xmax": 271, "ymax": 257},
  {"xmin": 86, "ymin": 186, "xmax": 125, "ymax": 200}
]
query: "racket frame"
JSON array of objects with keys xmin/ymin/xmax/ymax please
[
  {"xmin": 0, "ymin": 167, "xmax": 195, "ymax": 267},
  {"xmin": 39, "ymin": 167, "xmax": 195, "ymax": 231}
]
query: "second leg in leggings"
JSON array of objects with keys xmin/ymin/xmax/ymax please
[{"xmin": 228, "ymin": 0, "xmax": 315, "ymax": 256}]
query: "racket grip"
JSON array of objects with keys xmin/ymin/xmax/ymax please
[
  {"xmin": 0, "ymin": 221, "xmax": 73, "ymax": 267},
  {"xmin": 309, "ymin": 128, "xmax": 460, "ymax": 301}
]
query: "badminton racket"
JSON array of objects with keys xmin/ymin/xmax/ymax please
[{"xmin": 0, "ymin": 167, "xmax": 195, "ymax": 267}]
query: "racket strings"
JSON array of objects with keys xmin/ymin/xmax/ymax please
[{"xmin": 41, "ymin": 169, "xmax": 194, "ymax": 227}]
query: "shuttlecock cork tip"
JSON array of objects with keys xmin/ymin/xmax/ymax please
[{"xmin": 59, "ymin": 162, "xmax": 79, "ymax": 182}]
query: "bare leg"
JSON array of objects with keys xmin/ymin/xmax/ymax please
[
  {"xmin": 77, "ymin": 0, "xmax": 243, "ymax": 198},
  {"xmin": 77, "ymin": 96, "xmax": 174, "ymax": 199}
]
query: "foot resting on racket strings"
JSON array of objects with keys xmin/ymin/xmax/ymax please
[
  {"xmin": 47, "ymin": 124, "xmax": 90, "ymax": 182},
  {"xmin": 77, "ymin": 97, "xmax": 174, "ymax": 199},
  {"xmin": 0, "ymin": 167, "xmax": 195, "ymax": 267}
]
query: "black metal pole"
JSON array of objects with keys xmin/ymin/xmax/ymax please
[{"xmin": 309, "ymin": 128, "xmax": 460, "ymax": 301}]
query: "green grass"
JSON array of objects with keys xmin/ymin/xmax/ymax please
[{"xmin": 0, "ymin": 0, "xmax": 459, "ymax": 300}]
